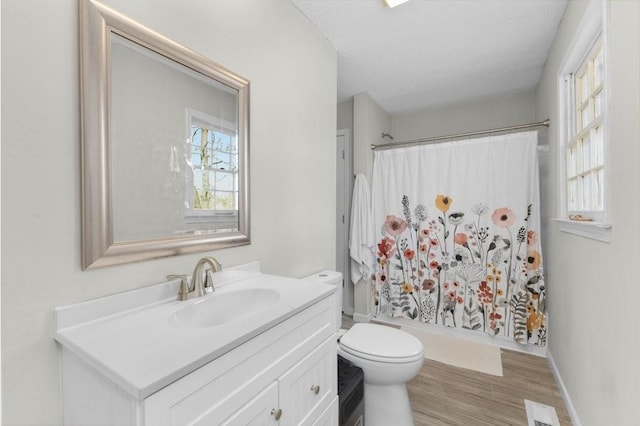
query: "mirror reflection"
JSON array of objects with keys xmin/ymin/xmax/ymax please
[{"xmin": 110, "ymin": 34, "xmax": 240, "ymax": 241}]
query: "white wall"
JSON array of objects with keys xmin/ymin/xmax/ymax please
[
  {"xmin": 337, "ymin": 98, "xmax": 354, "ymax": 134},
  {"xmin": 353, "ymin": 93, "xmax": 392, "ymax": 183},
  {"xmin": 0, "ymin": 0, "xmax": 336, "ymax": 424},
  {"xmin": 391, "ymin": 90, "xmax": 536, "ymax": 141},
  {"xmin": 535, "ymin": 1, "xmax": 640, "ymax": 425}
]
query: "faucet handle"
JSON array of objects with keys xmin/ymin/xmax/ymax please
[
  {"xmin": 167, "ymin": 274, "xmax": 189, "ymax": 301},
  {"xmin": 203, "ymin": 270, "xmax": 216, "ymax": 294}
]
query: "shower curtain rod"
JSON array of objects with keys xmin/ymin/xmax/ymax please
[{"xmin": 370, "ymin": 118, "xmax": 550, "ymax": 151}]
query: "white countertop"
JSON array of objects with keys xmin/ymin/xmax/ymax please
[{"xmin": 54, "ymin": 263, "xmax": 335, "ymax": 399}]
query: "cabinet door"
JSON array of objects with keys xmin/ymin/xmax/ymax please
[
  {"xmin": 278, "ymin": 337, "xmax": 337, "ymax": 426},
  {"xmin": 220, "ymin": 382, "xmax": 279, "ymax": 426},
  {"xmin": 313, "ymin": 396, "xmax": 338, "ymax": 426}
]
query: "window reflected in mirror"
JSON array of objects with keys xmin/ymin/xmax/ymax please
[{"xmin": 187, "ymin": 109, "xmax": 239, "ymax": 232}]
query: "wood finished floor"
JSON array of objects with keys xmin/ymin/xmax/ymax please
[{"xmin": 341, "ymin": 315, "xmax": 572, "ymax": 425}]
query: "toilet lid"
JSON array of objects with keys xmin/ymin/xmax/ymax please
[{"xmin": 339, "ymin": 323, "xmax": 423, "ymax": 362}]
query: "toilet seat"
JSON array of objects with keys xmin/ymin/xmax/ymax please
[{"xmin": 339, "ymin": 323, "xmax": 424, "ymax": 364}]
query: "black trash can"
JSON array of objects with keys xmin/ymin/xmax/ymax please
[{"xmin": 337, "ymin": 355, "xmax": 365, "ymax": 426}]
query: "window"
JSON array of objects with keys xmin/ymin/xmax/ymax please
[
  {"xmin": 566, "ymin": 40, "xmax": 604, "ymax": 216},
  {"xmin": 186, "ymin": 109, "xmax": 238, "ymax": 223},
  {"xmin": 556, "ymin": 0, "xmax": 610, "ymax": 241}
]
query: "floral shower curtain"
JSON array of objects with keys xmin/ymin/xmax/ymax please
[{"xmin": 372, "ymin": 131, "xmax": 546, "ymax": 346}]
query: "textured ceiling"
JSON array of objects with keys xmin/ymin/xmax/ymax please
[{"xmin": 291, "ymin": 0, "xmax": 567, "ymax": 115}]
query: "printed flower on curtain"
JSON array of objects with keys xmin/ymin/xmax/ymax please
[
  {"xmin": 525, "ymin": 250, "xmax": 542, "ymax": 270},
  {"xmin": 477, "ymin": 281, "xmax": 493, "ymax": 305},
  {"xmin": 436, "ymin": 194, "xmax": 453, "ymax": 213},
  {"xmin": 448, "ymin": 212, "xmax": 464, "ymax": 225},
  {"xmin": 377, "ymin": 237, "xmax": 396, "ymax": 267},
  {"xmin": 422, "ymin": 279, "xmax": 436, "ymax": 292},
  {"xmin": 526, "ymin": 302, "xmax": 544, "ymax": 335},
  {"xmin": 488, "ymin": 306, "xmax": 503, "ymax": 333},
  {"xmin": 374, "ymin": 194, "xmax": 547, "ymax": 346},
  {"xmin": 492, "ymin": 207, "xmax": 516, "ymax": 228},
  {"xmin": 384, "ymin": 215, "xmax": 408, "ymax": 236},
  {"xmin": 454, "ymin": 233, "xmax": 467, "ymax": 245},
  {"xmin": 404, "ymin": 248, "xmax": 415, "ymax": 261}
]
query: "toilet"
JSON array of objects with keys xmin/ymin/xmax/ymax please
[
  {"xmin": 303, "ymin": 271, "xmax": 343, "ymax": 329},
  {"xmin": 304, "ymin": 272, "xmax": 424, "ymax": 426}
]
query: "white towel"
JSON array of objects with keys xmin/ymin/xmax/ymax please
[{"xmin": 349, "ymin": 174, "xmax": 374, "ymax": 285}]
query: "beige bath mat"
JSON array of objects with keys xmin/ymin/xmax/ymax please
[{"xmin": 401, "ymin": 326, "xmax": 503, "ymax": 376}]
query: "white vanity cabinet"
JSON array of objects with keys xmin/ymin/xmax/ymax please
[
  {"xmin": 142, "ymin": 296, "xmax": 337, "ymax": 426},
  {"xmin": 56, "ymin": 267, "xmax": 338, "ymax": 426}
]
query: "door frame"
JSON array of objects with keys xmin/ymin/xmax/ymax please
[{"xmin": 336, "ymin": 129, "xmax": 354, "ymax": 315}]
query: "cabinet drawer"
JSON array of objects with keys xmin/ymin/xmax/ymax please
[{"xmin": 278, "ymin": 336, "xmax": 337, "ymax": 426}]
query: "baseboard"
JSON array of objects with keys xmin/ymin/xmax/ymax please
[
  {"xmin": 343, "ymin": 306, "xmax": 354, "ymax": 316},
  {"xmin": 352, "ymin": 312, "xmax": 371, "ymax": 323},
  {"xmin": 547, "ymin": 350, "xmax": 582, "ymax": 426}
]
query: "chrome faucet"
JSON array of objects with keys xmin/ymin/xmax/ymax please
[{"xmin": 168, "ymin": 256, "xmax": 222, "ymax": 301}]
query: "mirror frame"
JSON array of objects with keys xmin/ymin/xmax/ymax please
[{"xmin": 80, "ymin": 0, "xmax": 250, "ymax": 270}]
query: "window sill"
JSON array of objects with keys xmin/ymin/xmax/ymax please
[{"xmin": 553, "ymin": 218, "xmax": 612, "ymax": 242}]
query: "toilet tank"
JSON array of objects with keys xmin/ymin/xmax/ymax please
[{"xmin": 302, "ymin": 271, "xmax": 343, "ymax": 331}]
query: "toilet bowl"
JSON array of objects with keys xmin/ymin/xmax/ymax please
[
  {"xmin": 338, "ymin": 323, "xmax": 424, "ymax": 426},
  {"xmin": 303, "ymin": 272, "xmax": 424, "ymax": 426}
]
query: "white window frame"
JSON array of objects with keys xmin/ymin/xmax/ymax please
[
  {"xmin": 185, "ymin": 108, "xmax": 239, "ymax": 226},
  {"xmin": 554, "ymin": 0, "xmax": 611, "ymax": 242}
]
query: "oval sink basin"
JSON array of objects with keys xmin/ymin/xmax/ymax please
[{"xmin": 169, "ymin": 288, "xmax": 280, "ymax": 328}]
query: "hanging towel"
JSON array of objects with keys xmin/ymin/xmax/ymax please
[{"xmin": 349, "ymin": 174, "xmax": 374, "ymax": 285}]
